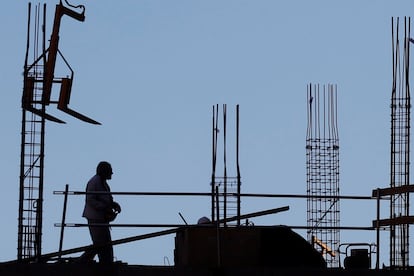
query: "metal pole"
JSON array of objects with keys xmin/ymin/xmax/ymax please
[
  {"xmin": 223, "ymin": 104, "xmax": 227, "ymax": 226},
  {"xmin": 376, "ymin": 188, "xmax": 380, "ymax": 269},
  {"xmin": 35, "ymin": 2, "xmax": 48, "ymax": 260},
  {"xmin": 18, "ymin": 2, "xmax": 32, "ymax": 260},
  {"xmin": 58, "ymin": 184, "xmax": 69, "ymax": 260},
  {"xmin": 57, "ymin": 223, "xmax": 376, "ymax": 231},
  {"xmin": 236, "ymin": 104, "xmax": 241, "ymax": 226},
  {"xmin": 215, "ymin": 186, "xmax": 221, "ymax": 266},
  {"xmin": 211, "ymin": 104, "xmax": 218, "ymax": 222},
  {"xmin": 53, "ymin": 190, "xmax": 376, "ymax": 200}
]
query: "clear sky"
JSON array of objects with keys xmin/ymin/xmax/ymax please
[{"xmin": 1, "ymin": 0, "xmax": 414, "ymax": 266}]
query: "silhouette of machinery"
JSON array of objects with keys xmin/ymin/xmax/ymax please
[{"xmin": 175, "ymin": 226, "xmax": 326, "ymax": 269}]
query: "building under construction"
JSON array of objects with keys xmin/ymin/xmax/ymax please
[{"xmin": 2, "ymin": 1, "xmax": 414, "ymax": 275}]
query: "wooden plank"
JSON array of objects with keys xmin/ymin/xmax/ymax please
[
  {"xmin": 372, "ymin": 216, "xmax": 414, "ymax": 227},
  {"xmin": 372, "ymin": 185, "xmax": 414, "ymax": 197}
]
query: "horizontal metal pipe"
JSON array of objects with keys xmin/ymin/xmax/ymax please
[
  {"xmin": 55, "ymin": 223, "xmax": 380, "ymax": 231},
  {"xmin": 288, "ymin": 225, "xmax": 379, "ymax": 231},
  {"xmin": 53, "ymin": 190, "xmax": 379, "ymax": 200}
]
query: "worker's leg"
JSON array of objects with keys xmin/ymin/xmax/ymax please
[{"xmin": 89, "ymin": 219, "xmax": 113, "ymax": 263}]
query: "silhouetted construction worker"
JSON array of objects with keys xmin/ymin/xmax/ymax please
[{"xmin": 79, "ymin": 161, "xmax": 121, "ymax": 263}]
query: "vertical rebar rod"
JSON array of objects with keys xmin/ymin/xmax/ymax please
[
  {"xmin": 223, "ymin": 104, "xmax": 227, "ymax": 226},
  {"xmin": 405, "ymin": 18, "xmax": 410, "ymax": 266},
  {"xmin": 376, "ymin": 189, "xmax": 381, "ymax": 270},
  {"xmin": 215, "ymin": 186, "xmax": 221, "ymax": 267},
  {"xmin": 18, "ymin": 2, "xmax": 32, "ymax": 260},
  {"xmin": 35, "ymin": 2, "xmax": 48, "ymax": 260},
  {"xmin": 236, "ymin": 105, "xmax": 241, "ymax": 226},
  {"xmin": 58, "ymin": 184, "xmax": 69, "ymax": 260},
  {"xmin": 211, "ymin": 105, "xmax": 217, "ymax": 222}
]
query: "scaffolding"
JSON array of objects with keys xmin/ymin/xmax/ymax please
[
  {"xmin": 389, "ymin": 17, "xmax": 411, "ymax": 268},
  {"xmin": 306, "ymin": 84, "xmax": 340, "ymax": 267}
]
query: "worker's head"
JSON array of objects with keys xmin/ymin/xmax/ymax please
[
  {"xmin": 96, "ymin": 161, "xmax": 113, "ymax": 180},
  {"xmin": 197, "ymin": 216, "xmax": 211, "ymax": 225}
]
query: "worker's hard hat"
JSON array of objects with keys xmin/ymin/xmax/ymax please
[{"xmin": 197, "ymin": 216, "xmax": 211, "ymax": 224}]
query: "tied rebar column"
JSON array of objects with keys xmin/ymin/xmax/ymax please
[
  {"xmin": 306, "ymin": 84, "xmax": 340, "ymax": 268},
  {"xmin": 211, "ymin": 105, "xmax": 241, "ymax": 226},
  {"xmin": 389, "ymin": 17, "xmax": 411, "ymax": 269}
]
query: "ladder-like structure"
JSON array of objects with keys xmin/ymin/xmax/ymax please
[
  {"xmin": 211, "ymin": 104, "xmax": 241, "ymax": 226},
  {"xmin": 18, "ymin": 1, "xmax": 98, "ymax": 261},
  {"xmin": 306, "ymin": 84, "xmax": 340, "ymax": 268},
  {"xmin": 18, "ymin": 3, "xmax": 48, "ymax": 260},
  {"xmin": 18, "ymin": 67, "xmax": 46, "ymax": 259}
]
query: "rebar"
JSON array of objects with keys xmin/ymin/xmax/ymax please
[
  {"xmin": 389, "ymin": 17, "xmax": 411, "ymax": 268},
  {"xmin": 306, "ymin": 83, "xmax": 340, "ymax": 267}
]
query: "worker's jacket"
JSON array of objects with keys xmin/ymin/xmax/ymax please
[{"xmin": 82, "ymin": 174, "xmax": 114, "ymax": 221}]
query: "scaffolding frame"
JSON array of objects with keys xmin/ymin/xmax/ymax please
[{"xmin": 306, "ymin": 84, "xmax": 340, "ymax": 267}]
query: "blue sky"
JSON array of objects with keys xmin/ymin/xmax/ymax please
[{"xmin": 1, "ymin": 0, "xmax": 413, "ymax": 266}]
